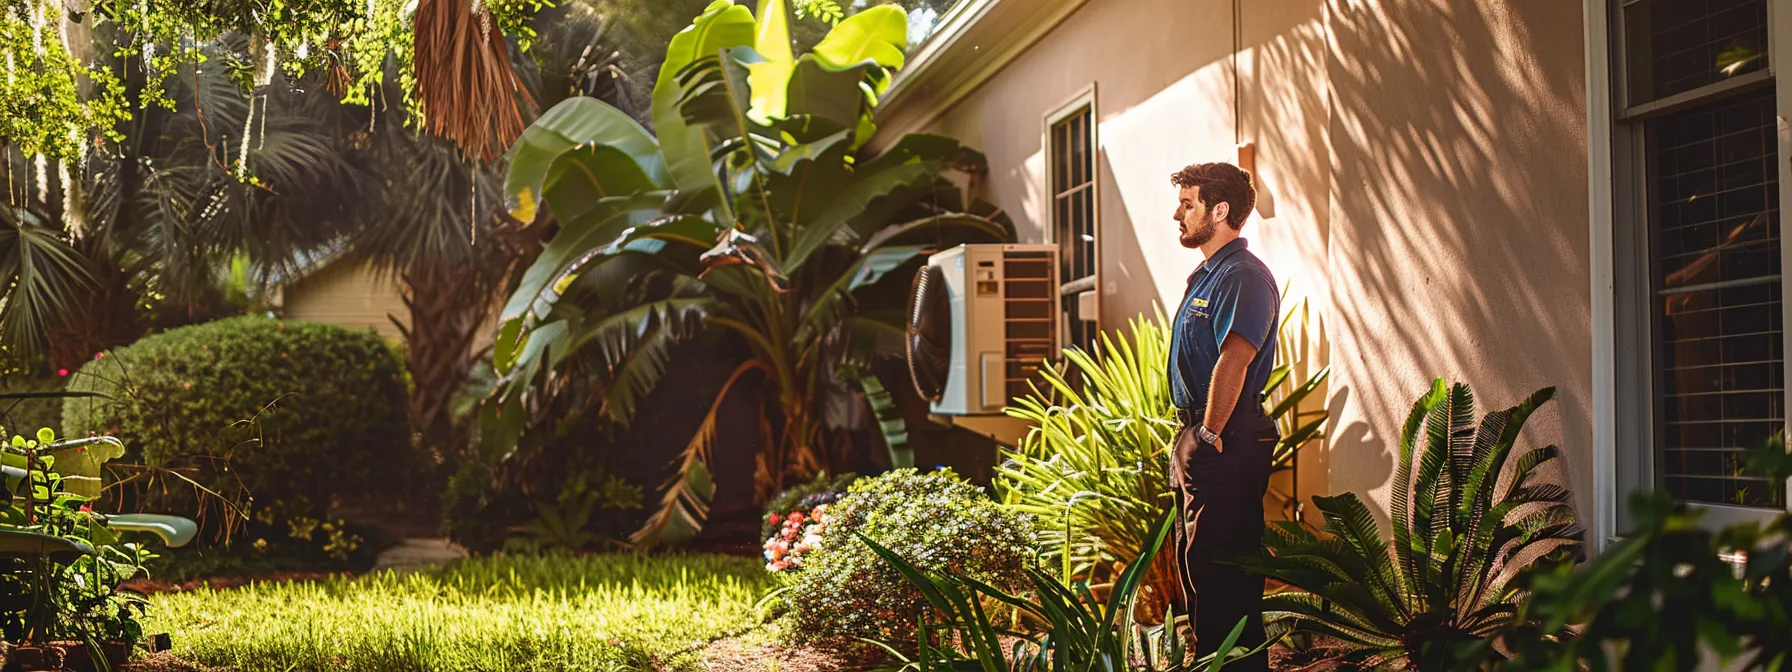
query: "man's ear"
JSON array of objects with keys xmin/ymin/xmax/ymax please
[{"xmin": 1211, "ymin": 201, "xmax": 1229, "ymax": 224}]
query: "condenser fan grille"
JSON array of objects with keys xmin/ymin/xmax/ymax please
[{"xmin": 907, "ymin": 264, "xmax": 951, "ymax": 402}]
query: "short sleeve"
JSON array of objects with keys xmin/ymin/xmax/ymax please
[{"xmin": 1212, "ymin": 271, "xmax": 1278, "ymax": 350}]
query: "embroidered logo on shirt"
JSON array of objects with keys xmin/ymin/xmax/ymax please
[{"xmin": 1191, "ymin": 298, "xmax": 1209, "ymax": 308}]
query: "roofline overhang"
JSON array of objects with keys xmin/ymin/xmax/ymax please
[{"xmin": 870, "ymin": 0, "xmax": 1092, "ymax": 152}]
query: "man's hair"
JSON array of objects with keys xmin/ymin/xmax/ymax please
[{"xmin": 1170, "ymin": 162, "xmax": 1255, "ymax": 229}]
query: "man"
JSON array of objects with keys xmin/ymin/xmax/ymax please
[{"xmin": 1166, "ymin": 162, "xmax": 1280, "ymax": 671}]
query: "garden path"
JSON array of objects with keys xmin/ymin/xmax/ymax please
[{"xmin": 372, "ymin": 537, "xmax": 466, "ymax": 570}]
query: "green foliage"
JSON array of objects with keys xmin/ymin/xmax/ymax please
[
  {"xmin": 61, "ymin": 316, "xmax": 413, "ymax": 519},
  {"xmin": 1497, "ymin": 433, "xmax": 1792, "ymax": 672},
  {"xmin": 784, "ymin": 468, "xmax": 1036, "ymax": 654},
  {"xmin": 998, "ymin": 310, "xmax": 1179, "ymax": 587},
  {"xmin": 1234, "ymin": 380, "xmax": 1583, "ymax": 670},
  {"xmin": 146, "ymin": 552, "xmax": 776, "ymax": 671},
  {"xmin": 505, "ymin": 473, "xmax": 643, "ymax": 554},
  {"xmin": 0, "ymin": 0, "xmax": 543, "ymax": 162},
  {"xmin": 488, "ymin": 0, "xmax": 1012, "ymax": 548},
  {"xmin": 0, "ymin": 1, "xmax": 129, "ymax": 159},
  {"xmin": 0, "ymin": 428, "xmax": 193, "ymax": 649},
  {"xmin": 997, "ymin": 294, "xmax": 1329, "ymax": 591},
  {"xmin": 861, "ymin": 511, "xmax": 1261, "ymax": 671},
  {"xmin": 793, "ymin": 0, "xmax": 846, "ymax": 25}
]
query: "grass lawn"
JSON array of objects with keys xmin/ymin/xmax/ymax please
[{"xmin": 145, "ymin": 553, "xmax": 777, "ymax": 671}]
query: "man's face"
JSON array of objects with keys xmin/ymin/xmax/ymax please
[{"xmin": 1174, "ymin": 186, "xmax": 1220, "ymax": 248}]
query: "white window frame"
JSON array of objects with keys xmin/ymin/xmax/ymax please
[
  {"xmin": 1043, "ymin": 84, "xmax": 1102, "ymax": 347},
  {"xmin": 1591, "ymin": 0, "xmax": 1792, "ymax": 543}
]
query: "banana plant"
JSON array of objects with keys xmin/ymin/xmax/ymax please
[
  {"xmin": 1232, "ymin": 380, "xmax": 1584, "ymax": 670},
  {"xmin": 484, "ymin": 0, "xmax": 1013, "ymax": 548}
]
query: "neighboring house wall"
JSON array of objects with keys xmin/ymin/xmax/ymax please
[
  {"xmin": 280, "ymin": 261, "xmax": 410, "ymax": 343},
  {"xmin": 884, "ymin": 0, "xmax": 1593, "ymax": 529},
  {"xmin": 279, "ymin": 261, "xmax": 503, "ymax": 355}
]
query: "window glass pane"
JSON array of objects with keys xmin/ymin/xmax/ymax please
[
  {"xmin": 1625, "ymin": 0, "xmax": 1769, "ymax": 106},
  {"xmin": 1049, "ymin": 105, "xmax": 1098, "ymax": 353},
  {"xmin": 1648, "ymin": 87, "xmax": 1786, "ymax": 509}
]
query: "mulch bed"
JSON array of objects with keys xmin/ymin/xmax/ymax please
[
  {"xmin": 698, "ymin": 636, "xmax": 1346, "ymax": 671},
  {"xmin": 121, "ymin": 570, "xmax": 345, "ymax": 595}
]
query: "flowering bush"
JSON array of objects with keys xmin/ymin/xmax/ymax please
[
  {"xmin": 760, "ymin": 472, "xmax": 857, "ymax": 573},
  {"xmin": 763, "ymin": 504, "xmax": 832, "ymax": 573},
  {"xmin": 784, "ymin": 468, "xmax": 1037, "ymax": 654}
]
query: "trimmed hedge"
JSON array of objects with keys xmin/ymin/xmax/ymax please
[{"xmin": 63, "ymin": 317, "xmax": 412, "ymax": 514}]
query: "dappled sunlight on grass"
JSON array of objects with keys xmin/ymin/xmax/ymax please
[{"xmin": 146, "ymin": 553, "xmax": 774, "ymax": 672}]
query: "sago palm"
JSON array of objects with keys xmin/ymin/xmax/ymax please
[
  {"xmin": 484, "ymin": 0, "xmax": 1012, "ymax": 547},
  {"xmin": 1234, "ymin": 380, "xmax": 1583, "ymax": 670}
]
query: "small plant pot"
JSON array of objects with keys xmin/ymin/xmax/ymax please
[{"xmin": 6, "ymin": 643, "xmax": 66, "ymax": 672}]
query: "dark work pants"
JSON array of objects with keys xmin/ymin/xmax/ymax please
[{"xmin": 1171, "ymin": 409, "xmax": 1277, "ymax": 671}]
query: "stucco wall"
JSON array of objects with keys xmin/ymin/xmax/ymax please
[
  {"xmin": 1323, "ymin": 0, "xmax": 1592, "ymax": 527},
  {"xmin": 905, "ymin": 0, "xmax": 1593, "ymax": 526}
]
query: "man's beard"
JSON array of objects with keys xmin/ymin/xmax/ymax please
[{"xmin": 1181, "ymin": 216, "xmax": 1218, "ymax": 248}]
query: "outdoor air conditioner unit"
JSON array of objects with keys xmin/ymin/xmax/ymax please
[{"xmin": 905, "ymin": 244, "xmax": 1060, "ymax": 416}]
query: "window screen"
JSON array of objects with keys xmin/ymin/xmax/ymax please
[
  {"xmin": 1624, "ymin": 0, "xmax": 1770, "ymax": 106},
  {"xmin": 1049, "ymin": 105, "xmax": 1097, "ymax": 354},
  {"xmin": 1647, "ymin": 86, "xmax": 1786, "ymax": 509}
]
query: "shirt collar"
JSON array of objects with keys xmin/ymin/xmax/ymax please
[{"xmin": 1197, "ymin": 237, "xmax": 1249, "ymax": 275}]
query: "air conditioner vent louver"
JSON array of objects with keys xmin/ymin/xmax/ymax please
[{"xmin": 1001, "ymin": 251, "xmax": 1056, "ymax": 403}]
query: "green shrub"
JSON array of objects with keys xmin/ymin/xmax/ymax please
[
  {"xmin": 786, "ymin": 468, "xmax": 1036, "ymax": 654},
  {"xmin": 61, "ymin": 316, "xmax": 413, "ymax": 517},
  {"xmin": 0, "ymin": 374, "xmax": 69, "ymax": 441}
]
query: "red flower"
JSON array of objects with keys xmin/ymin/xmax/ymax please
[
  {"xmin": 787, "ymin": 511, "xmax": 805, "ymax": 524},
  {"xmin": 768, "ymin": 513, "xmax": 781, "ymax": 526},
  {"xmin": 57, "ymin": 369, "xmax": 68, "ymax": 377},
  {"xmin": 78, "ymin": 503, "xmax": 91, "ymax": 513}
]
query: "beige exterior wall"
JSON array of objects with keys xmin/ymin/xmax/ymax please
[
  {"xmin": 280, "ymin": 260, "xmax": 410, "ymax": 343},
  {"xmin": 896, "ymin": 0, "xmax": 1594, "ymax": 526}
]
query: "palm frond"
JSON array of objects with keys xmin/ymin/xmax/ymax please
[
  {"xmin": 412, "ymin": 0, "xmax": 534, "ymax": 162},
  {"xmin": 0, "ymin": 209, "xmax": 94, "ymax": 356}
]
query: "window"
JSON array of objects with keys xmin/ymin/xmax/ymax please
[
  {"xmin": 1612, "ymin": 0, "xmax": 1791, "ymax": 525},
  {"xmin": 1046, "ymin": 88, "xmax": 1099, "ymax": 355}
]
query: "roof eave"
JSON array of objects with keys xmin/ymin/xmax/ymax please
[{"xmin": 871, "ymin": 0, "xmax": 1092, "ymax": 152}]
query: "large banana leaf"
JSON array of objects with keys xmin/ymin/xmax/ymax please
[
  {"xmin": 745, "ymin": 0, "xmax": 796, "ymax": 121},
  {"xmin": 652, "ymin": 0, "xmax": 756, "ymax": 224},
  {"xmin": 503, "ymin": 97, "xmax": 667, "ymax": 222}
]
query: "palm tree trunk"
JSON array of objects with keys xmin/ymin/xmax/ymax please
[
  {"xmin": 397, "ymin": 264, "xmax": 482, "ymax": 468},
  {"xmin": 397, "ymin": 222, "xmax": 533, "ymax": 475}
]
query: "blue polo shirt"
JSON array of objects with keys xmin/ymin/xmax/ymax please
[{"xmin": 1169, "ymin": 238, "xmax": 1280, "ymax": 413}]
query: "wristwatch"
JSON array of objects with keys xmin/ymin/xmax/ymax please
[{"xmin": 1197, "ymin": 425, "xmax": 1222, "ymax": 445}]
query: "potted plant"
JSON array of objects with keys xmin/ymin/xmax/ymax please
[{"xmin": 0, "ymin": 428, "xmax": 197, "ymax": 671}]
